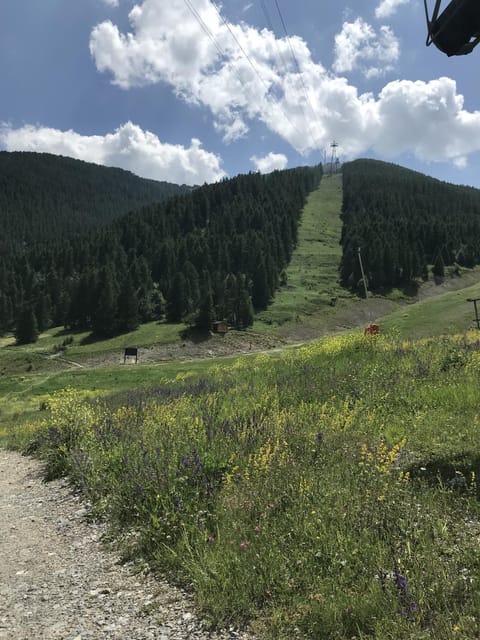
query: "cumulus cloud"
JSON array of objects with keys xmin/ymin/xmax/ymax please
[
  {"xmin": 333, "ymin": 18, "xmax": 400, "ymax": 78},
  {"xmin": 251, "ymin": 152, "xmax": 288, "ymax": 173},
  {"xmin": 375, "ymin": 0, "xmax": 411, "ymax": 20},
  {"xmin": 372, "ymin": 78, "xmax": 480, "ymax": 165},
  {"xmin": 89, "ymin": 0, "xmax": 480, "ymax": 168},
  {"xmin": 101, "ymin": 0, "xmax": 119, "ymax": 7},
  {"xmin": 89, "ymin": 0, "xmax": 325, "ymax": 150},
  {"xmin": 0, "ymin": 121, "xmax": 226, "ymax": 185}
]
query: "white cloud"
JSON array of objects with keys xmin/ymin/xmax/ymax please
[
  {"xmin": 101, "ymin": 0, "xmax": 119, "ymax": 7},
  {"xmin": 251, "ymin": 152, "xmax": 288, "ymax": 173},
  {"xmin": 372, "ymin": 78, "xmax": 480, "ymax": 166},
  {"xmin": 375, "ymin": 0, "xmax": 411, "ymax": 20},
  {"xmin": 0, "ymin": 121, "xmax": 226, "ymax": 185},
  {"xmin": 89, "ymin": 0, "xmax": 323, "ymax": 149},
  {"xmin": 333, "ymin": 18, "xmax": 400, "ymax": 78},
  {"xmin": 89, "ymin": 0, "xmax": 480, "ymax": 169}
]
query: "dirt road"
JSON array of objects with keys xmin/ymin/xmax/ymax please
[{"xmin": 0, "ymin": 450, "xmax": 250, "ymax": 640}]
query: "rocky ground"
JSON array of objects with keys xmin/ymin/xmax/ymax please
[{"xmin": 0, "ymin": 449, "xmax": 252, "ymax": 640}]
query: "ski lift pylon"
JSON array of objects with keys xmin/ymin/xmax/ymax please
[{"xmin": 425, "ymin": 0, "xmax": 480, "ymax": 56}]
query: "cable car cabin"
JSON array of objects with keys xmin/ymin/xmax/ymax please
[{"xmin": 426, "ymin": 0, "xmax": 480, "ymax": 56}]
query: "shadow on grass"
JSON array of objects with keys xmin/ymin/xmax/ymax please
[
  {"xmin": 405, "ymin": 451, "xmax": 480, "ymax": 495},
  {"xmin": 180, "ymin": 327, "xmax": 213, "ymax": 344}
]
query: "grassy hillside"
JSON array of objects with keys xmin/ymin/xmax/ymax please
[
  {"xmin": 17, "ymin": 331, "xmax": 480, "ymax": 639},
  {"xmin": 4, "ymin": 165, "xmax": 480, "ymax": 434},
  {"xmin": 256, "ymin": 172, "xmax": 348, "ymax": 328},
  {"xmin": 4, "ymin": 163, "xmax": 480, "ymax": 637},
  {"xmin": 379, "ymin": 278, "xmax": 480, "ymax": 338}
]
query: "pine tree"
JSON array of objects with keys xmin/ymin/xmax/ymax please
[
  {"xmin": 91, "ymin": 266, "xmax": 118, "ymax": 337},
  {"xmin": 167, "ymin": 272, "xmax": 187, "ymax": 322},
  {"xmin": 252, "ymin": 256, "xmax": 270, "ymax": 310},
  {"xmin": 236, "ymin": 276, "xmax": 254, "ymax": 329},
  {"xmin": 117, "ymin": 274, "xmax": 140, "ymax": 333},
  {"xmin": 15, "ymin": 306, "xmax": 39, "ymax": 344},
  {"xmin": 196, "ymin": 286, "xmax": 216, "ymax": 331},
  {"xmin": 0, "ymin": 293, "xmax": 14, "ymax": 334},
  {"xmin": 35, "ymin": 294, "xmax": 51, "ymax": 332}
]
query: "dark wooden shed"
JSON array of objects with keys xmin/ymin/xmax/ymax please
[{"xmin": 212, "ymin": 320, "xmax": 229, "ymax": 334}]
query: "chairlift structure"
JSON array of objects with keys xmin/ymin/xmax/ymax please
[{"xmin": 425, "ymin": 0, "xmax": 480, "ymax": 56}]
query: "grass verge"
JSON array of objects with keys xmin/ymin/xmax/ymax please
[{"xmin": 23, "ymin": 330, "xmax": 480, "ymax": 639}]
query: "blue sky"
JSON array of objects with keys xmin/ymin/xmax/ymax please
[{"xmin": 1, "ymin": 0, "xmax": 480, "ymax": 186}]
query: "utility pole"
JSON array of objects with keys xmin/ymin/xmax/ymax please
[
  {"xmin": 358, "ymin": 247, "xmax": 368, "ymax": 299},
  {"xmin": 330, "ymin": 140, "xmax": 339, "ymax": 176},
  {"xmin": 467, "ymin": 298, "xmax": 480, "ymax": 329}
]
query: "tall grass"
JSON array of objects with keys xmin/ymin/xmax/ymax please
[{"xmin": 28, "ymin": 331, "xmax": 480, "ymax": 638}]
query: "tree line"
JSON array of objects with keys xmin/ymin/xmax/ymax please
[
  {"xmin": 340, "ymin": 159, "xmax": 480, "ymax": 292},
  {"xmin": 0, "ymin": 151, "xmax": 190, "ymax": 257},
  {"xmin": 1, "ymin": 164, "xmax": 322, "ymax": 341}
]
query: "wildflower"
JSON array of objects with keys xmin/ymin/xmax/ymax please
[
  {"xmin": 207, "ymin": 535, "xmax": 215, "ymax": 543},
  {"xmin": 254, "ymin": 526, "xmax": 261, "ymax": 533},
  {"xmin": 239, "ymin": 541, "xmax": 250, "ymax": 549},
  {"xmin": 453, "ymin": 625, "xmax": 461, "ymax": 632}
]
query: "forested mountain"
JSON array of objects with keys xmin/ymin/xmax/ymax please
[
  {"xmin": 340, "ymin": 159, "xmax": 480, "ymax": 292},
  {"xmin": 0, "ymin": 164, "xmax": 322, "ymax": 338},
  {"xmin": 0, "ymin": 151, "xmax": 190, "ymax": 254}
]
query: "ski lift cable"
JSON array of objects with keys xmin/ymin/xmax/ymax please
[
  {"xmin": 185, "ymin": 0, "xmax": 319, "ymax": 155},
  {"xmin": 259, "ymin": 0, "xmax": 290, "ymax": 72},
  {"xmin": 272, "ymin": 0, "xmax": 324, "ymax": 152},
  {"xmin": 185, "ymin": 0, "xmax": 295, "ymax": 134},
  {"xmin": 206, "ymin": 0, "xmax": 306, "ymax": 142},
  {"xmin": 183, "ymin": 0, "xmax": 226, "ymax": 58},
  {"xmin": 258, "ymin": 0, "xmax": 319, "ymax": 151},
  {"xmin": 210, "ymin": 0, "xmax": 271, "ymax": 91}
]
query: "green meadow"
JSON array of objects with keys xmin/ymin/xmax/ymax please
[
  {"xmin": 3, "ymin": 173, "xmax": 480, "ymax": 638},
  {"xmin": 24, "ymin": 331, "xmax": 480, "ymax": 639}
]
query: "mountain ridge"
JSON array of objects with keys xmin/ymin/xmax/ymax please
[{"xmin": 0, "ymin": 150, "xmax": 191, "ymax": 253}]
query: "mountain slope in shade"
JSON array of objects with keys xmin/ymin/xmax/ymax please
[{"xmin": 0, "ymin": 151, "xmax": 191, "ymax": 253}]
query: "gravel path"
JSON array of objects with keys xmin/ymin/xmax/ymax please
[{"xmin": 0, "ymin": 450, "xmax": 252, "ymax": 640}]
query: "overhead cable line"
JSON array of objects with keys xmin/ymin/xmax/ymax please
[
  {"xmin": 259, "ymin": 0, "xmax": 319, "ymax": 153},
  {"xmin": 183, "ymin": 0, "xmax": 307, "ymax": 150},
  {"xmin": 183, "ymin": 0, "xmax": 226, "ymax": 58},
  {"xmin": 206, "ymin": 0, "xmax": 305, "ymax": 142},
  {"xmin": 272, "ymin": 0, "xmax": 324, "ymax": 154},
  {"xmin": 210, "ymin": 0, "xmax": 271, "ymax": 93},
  {"xmin": 259, "ymin": 0, "xmax": 290, "ymax": 71}
]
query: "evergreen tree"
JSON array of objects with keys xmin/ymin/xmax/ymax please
[
  {"xmin": 151, "ymin": 286, "xmax": 166, "ymax": 321},
  {"xmin": 91, "ymin": 266, "xmax": 118, "ymax": 337},
  {"xmin": 432, "ymin": 256, "xmax": 445, "ymax": 280},
  {"xmin": 252, "ymin": 256, "xmax": 270, "ymax": 310},
  {"xmin": 196, "ymin": 286, "xmax": 216, "ymax": 331},
  {"xmin": 35, "ymin": 294, "xmax": 51, "ymax": 332},
  {"xmin": 167, "ymin": 272, "xmax": 187, "ymax": 322},
  {"xmin": 117, "ymin": 274, "xmax": 140, "ymax": 333},
  {"xmin": 15, "ymin": 306, "xmax": 39, "ymax": 344},
  {"xmin": 0, "ymin": 293, "xmax": 14, "ymax": 334},
  {"xmin": 236, "ymin": 276, "xmax": 254, "ymax": 329}
]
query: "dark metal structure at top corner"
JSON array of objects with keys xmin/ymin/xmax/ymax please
[{"xmin": 425, "ymin": 0, "xmax": 480, "ymax": 56}]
